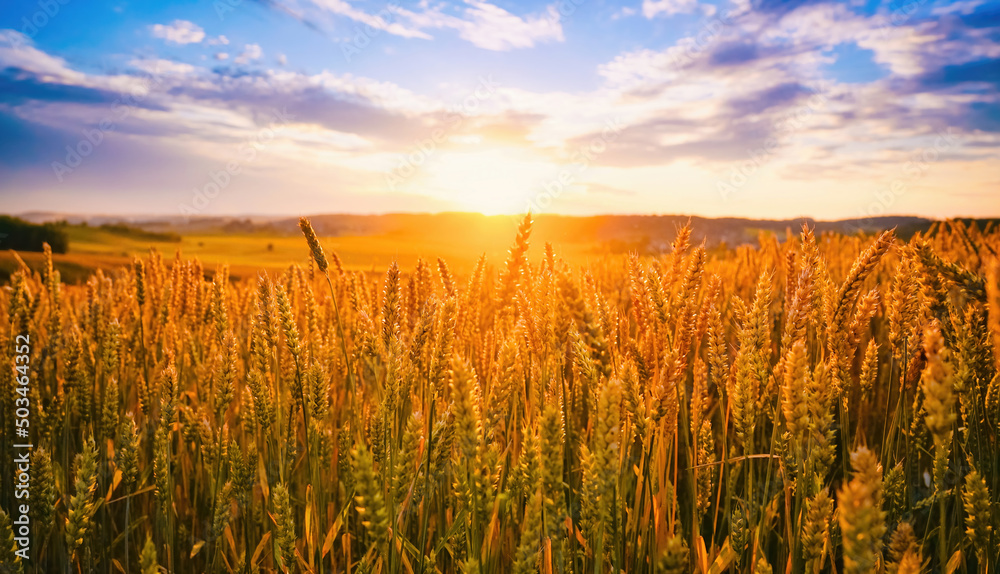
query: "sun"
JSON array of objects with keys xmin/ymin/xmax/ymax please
[{"xmin": 416, "ymin": 147, "xmax": 560, "ymax": 215}]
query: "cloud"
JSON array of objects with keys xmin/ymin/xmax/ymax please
[
  {"xmin": 0, "ymin": 31, "xmax": 88, "ymax": 80},
  {"xmin": 150, "ymin": 20, "xmax": 206, "ymax": 45},
  {"xmin": 642, "ymin": 0, "xmax": 703, "ymax": 19},
  {"xmin": 709, "ymin": 41, "xmax": 760, "ymax": 66},
  {"xmin": 750, "ymin": 0, "xmax": 824, "ymax": 17},
  {"xmin": 129, "ymin": 58, "xmax": 197, "ymax": 76},
  {"xmin": 234, "ymin": 44, "xmax": 263, "ymax": 64},
  {"xmin": 727, "ymin": 82, "xmax": 814, "ymax": 115},
  {"xmin": 612, "ymin": 7, "xmax": 637, "ymax": 20},
  {"xmin": 275, "ymin": 0, "xmax": 564, "ymax": 50},
  {"xmin": 549, "ymin": 0, "xmax": 1000, "ymax": 175},
  {"xmin": 443, "ymin": 1, "xmax": 563, "ymax": 50},
  {"xmin": 0, "ymin": 45, "xmax": 447, "ymax": 150},
  {"xmin": 2, "ymin": 0, "xmax": 999, "ymax": 218},
  {"xmin": 932, "ymin": 0, "xmax": 989, "ymax": 17},
  {"xmin": 308, "ymin": 0, "xmax": 431, "ymax": 39},
  {"xmin": 0, "ymin": 67, "xmax": 119, "ymax": 107}
]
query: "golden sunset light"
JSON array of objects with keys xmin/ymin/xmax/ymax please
[{"xmin": 2, "ymin": 0, "xmax": 999, "ymax": 573}]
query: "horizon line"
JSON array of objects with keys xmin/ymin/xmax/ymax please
[{"xmin": 9, "ymin": 210, "xmax": 999, "ymax": 224}]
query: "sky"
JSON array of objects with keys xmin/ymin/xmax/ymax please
[{"xmin": 0, "ymin": 0, "xmax": 998, "ymax": 219}]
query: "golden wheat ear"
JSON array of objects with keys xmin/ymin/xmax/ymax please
[{"xmin": 299, "ymin": 216, "xmax": 329, "ymax": 273}]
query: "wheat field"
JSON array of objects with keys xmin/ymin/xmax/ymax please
[{"xmin": 1, "ymin": 216, "xmax": 998, "ymax": 574}]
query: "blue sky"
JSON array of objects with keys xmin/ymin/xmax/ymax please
[{"xmin": 1, "ymin": 0, "xmax": 998, "ymax": 218}]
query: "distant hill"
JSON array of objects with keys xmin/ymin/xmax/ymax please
[
  {"xmin": 5, "ymin": 211, "xmax": 995, "ymax": 284},
  {"xmin": 276, "ymin": 213, "xmax": 943, "ymax": 252},
  {"xmin": 13, "ymin": 211, "xmax": 947, "ymax": 249}
]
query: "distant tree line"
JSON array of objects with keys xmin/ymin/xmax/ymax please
[
  {"xmin": 97, "ymin": 223, "xmax": 181, "ymax": 243},
  {"xmin": 0, "ymin": 216, "xmax": 69, "ymax": 253}
]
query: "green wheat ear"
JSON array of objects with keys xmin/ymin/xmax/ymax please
[
  {"xmin": 392, "ymin": 413, "xmax": 422, "ymax": 507},
  {"xmin": 65, "ymin": 436, "xmax": 100, "ymax": 561},
  {"xmin": 101, "ymin": 375, "xmax": 120, "ymax": 443},
  {"xmin": 140, "ymin": 536, "xmax": 159, "ymax": 574},
  {"xmin": 963, "ymin": 470, "xmax": 993, "ymax": 561},
  {"xmin": 986, "ymin": 372, "xmax": 1000, "ymax": 426},
  {"xmin": 512, "ymin": 489, "xmax": 543, "ymax": 574},
  {"xmin": 837, "ymin": 447, "xmax": 886, "ymax": 574},
  {"xmin": 0, "ymin": 509, "xmax": 23, "ymax": 574},
  {"xmin": 730, "ymin": 505, "xmax": 749, "ymax": 560},
  {"xmin": 31, "ymin": 447, "xmax": 57, "ymax": 538},
  {"xmin": 212, "ymin": 481, "xmax": 234, "ymax": 544},
  {"xmin": 352, "ymin": 445, "xmax": 389, "ymax": 546},
  {"xmin": 272, "ymin": 482, "xmax": 296, "ymax": 571},
  {"xmin": 116, "ymin": 417, "xmax": 140, "ymax": 488},
  {"xmin": 801, "ymin": 489, "xmax": 833, "ymax": 567},
  {"xmin": 656, "ymin": 532, "xmax": 689, "ymax": 574}
]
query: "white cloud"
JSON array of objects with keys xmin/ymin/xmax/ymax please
[
  {"xmin": 4, "ymin": 3, "xmax": 996, "ymax": 219},
  {"xmin": 128, "ymin": 57, "xmax": 196, "ymax": 76},
  {"xmin": 276, "ymin": 53, "xmax": 288, "ymax": 65},
  {"xmin": 448, "ymin": 1, "xmax": 563, "ymax": 51},
  {"xmin": 303, "ymin": 0, "xmax": 563, "ymax": 50},
  {"xmin": 150, "ymin": 20, "xmax": 206, "ymax": 45},
  {"xmin": 931, "ymin": 0, "xmax": 987, "ymax": 16},
  {"xmin": 207, "ymin": 35, "xmax": 230, "ymax": 46},
  {"xmin": 0, "ymin": 30, "xmax": 87, "ymax": 80},
  {"xmin": 312, "ymin": 0, "xmax": 431, "ymax": 39},
  {"xmin": 642, "ymin": 0, "xmax": 701, "ymax": 18},
  {"xmin": 612, "ymin": 7, "xmax": 637, "ymax": 20},
  {"xmin": 234, "ymin": 43, "xmax": 263, "ymax": 64},
  {"xmin": 762, "ymin": 3, "xmax": 954, "ymax": 77}
]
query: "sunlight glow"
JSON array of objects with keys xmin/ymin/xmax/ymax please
[{"xmin": 414, "ymin": 148, "xmax": 558, "ymax": 215}]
